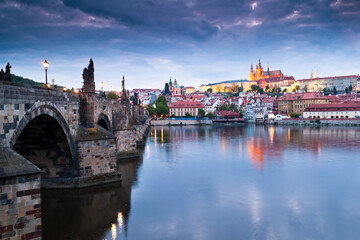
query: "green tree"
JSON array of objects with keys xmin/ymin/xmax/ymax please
[
  {"xmin": 259, "ymin": 88, "xmax": 264, "ymax": 94},
  {"xmin": 229, "ymin": 103, "xmax": 239, "ymax": 113},
  {"xmin": 290, "ymin": 113, "xmax": 301, "ymax": 118},
  {"xmin": 207, "ymin": 88, "xmax": 213, "ymax": 93},
  {"xmin": 265, "ymin": 85, "xmax": 270, "ymax": 91},
  {"xmin": 155, "ymin": 95, "xmax": 169, "ymax": 116},
  {"xmin": 250, "ymin": 84, "xmax": 260, "ymax": 92},
  {"xmin": 282, "ymin": 88, "xmax": 288, "ymax": 93},
  {"xmin": 349, "ymin": 85, "xmax": 353, "ymax": 92},
  {"xmin": 185, "ymin": 112, "xmax": 192, "ymax": 118},
  {"xmin": 303, "ymin": 85, "xmax": 308, "ymax": 93},
  {"xmin": 107, "ymin": 92, "xmax": 119, "ymax": 100},
  {"xmin": 295, "ymin": 85, "xmax": 300, "ymax": 91},
  {"xmin": 147, "ymin": 105, "xmax": 156, "ymax": 116},
  {"xmin": 333, "ymin": 86, "xmax": 337, "ymax": 94},
  {"xmin": 345, "ymin": 87, "xmax": 349, "ymax": 93},
  {"xmin": 198, "ymin": 109, "xmax": 206, "ymax": 117},
  {"xmin": 205, "ymin": 112, "xmax": 216, "ymax": 118}
]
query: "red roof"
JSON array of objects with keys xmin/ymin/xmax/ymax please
[
  {"xmin": 219, "ymin": 111, "xmax": 241, "ymax": 118},
  {"xmin": 279, "ymin": 92, "xmax": 327, "ymax": 101},
  {"xmin": 304, "ymin": 102, "xmax": 360, "ymax": 112},
  {"xmin": 169, "ymin": 101, "xmax": 205, "ymax": 108}
]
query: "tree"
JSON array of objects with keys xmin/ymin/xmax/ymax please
[
  {"xmin": 259, "ymin": 88, "xmax": 264, "ymax": 94},
  {"xmin": 295, "ymin": 85, "xmax": 300, "ymax": 92},
  {"xmin": 205, "ymin": 112, "xmax": 216, "ymax": 118},
  {"xmin": 349, "ymin": 85, "xmax": 353, "ymax": 92},
  {"xmin": 231, "ymin": 83, "xmax": 239, "ymax": 93},
  {"xmin": 198, "ymin": 109, "xmax": 206, "ymax": 117},
  {"xmin": 107, "ymin": 92, "xmax": 119, "ymax": 100},
  {"xmin": 333, "ymin": 86, "xmax": 337, "ymax": 94},
  {"xmin": 207, "ymin": 88, "xmax": 213, "ymax": 93},
  {"xmin": 185, "ymin": 112, "xmax": 192, "ymax": 118},
  {"xmin": 147, "ymin": 105, "xmax": 156, "ymax": 116},
  {"xmin": 155, "ymin": 95, "xmax": 169, "ymax": 116},
  {"xmin": 265, "ymin": 85, "xmax": 270, "ymax": 91},
  {"xmin": 345, "ymin": 87, "xmax": 349, "ymax": 93},
  {"xmin": 216, "ymin": 86, "xmax": 222, "ymax": 93},
  {"xmin": 229, "ymin": 103, "xmax": 239, "ymax": 113},
  {"xmin": 251, "ymin": 84, "xmax": 260, "ymax": 92},
  {"xmin": 282, "ymin": 88, "xmax": 288, "ymax": 93},
  {"xmin": 303, "ymin": 85, "xmax": 308, "ymax": 93},
  {"xmin": 290, "ymin": 113, "xmax": 301, "ymax": 118}
]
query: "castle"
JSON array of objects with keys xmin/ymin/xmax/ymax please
[{"xmin": 250, "ymin": 59, "xmax": 284, "ymax": 81}]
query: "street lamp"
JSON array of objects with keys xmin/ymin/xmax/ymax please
[
  {"xmin": 100, "ymin": 82, "xmax": 104, "ymax": 92},
  {"xmin": 43, "ymin": 59, "xmax": 49, "ymax": 87}
]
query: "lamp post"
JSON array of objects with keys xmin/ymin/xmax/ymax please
[{"xmin": 43, "ymin": 59, "xmax": 49, "ymax": 87}]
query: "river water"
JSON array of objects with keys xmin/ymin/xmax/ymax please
[{"xmin": 42, "ymin": 125, "xmax": 360, "ymax": 240}]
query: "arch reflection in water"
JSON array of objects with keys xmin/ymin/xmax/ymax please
[{"xmin": 42, "ymin": 150, "xmax": 144, "ymax": 240}]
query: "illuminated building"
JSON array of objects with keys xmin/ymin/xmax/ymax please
[{"xmin": 250, "ymin": 59, "xmax": 284, "ymax": 81}]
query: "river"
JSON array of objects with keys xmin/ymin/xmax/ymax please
[{"xmin": 42, "ymin": 125, "xmax": 360, "ymax": 240}]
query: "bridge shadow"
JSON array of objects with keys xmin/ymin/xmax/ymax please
[{"xmin": 41, "ymin": 147, "xmax": 144, "ymax": 240}]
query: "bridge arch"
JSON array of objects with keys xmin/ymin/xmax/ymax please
[
  {"xmin": 10, "ymin": 103, "xmax": 77, "ymax": 179},
  {"xmin": 97, "ymin": 113, "xmax": 111, "ymax": 132}
]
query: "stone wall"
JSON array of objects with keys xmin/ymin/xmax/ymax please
[
  {"xmin": 0, "ymin": 174, "xmax": 41, "ymax": 240},
  {"xmin": 114, "ymin": 129, "xmax": 137, "ymax": 153},
  {"xmin": 77, "ymin": 138, "xmax": 117, "ymax": 176}
]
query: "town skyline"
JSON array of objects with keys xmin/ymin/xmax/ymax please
[{"xmin": 1, "ymin": 0, "xmax": 360, "ymax": 90}]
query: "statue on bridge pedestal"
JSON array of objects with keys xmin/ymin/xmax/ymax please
[
  {"xmin": 133, "ymin": 92, "xmax": 139, "ymax": 105},
  {"xmin": 121, "ymin": 76, "xmax": 130, "ymax": 104},
  {"xmin": 82, "ymin": 59, "xmax": 95, "ymax": 94},
  {"xmin": 0, "ymin": 69, "xmax": 4, "ymax": 81},
  {"xmin": 1, "ymin": 63, "xmax": 12, "ymax": 82}
]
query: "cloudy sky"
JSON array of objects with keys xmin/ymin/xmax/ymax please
[{"xmin": 1, "ymin": 0, "xmax": 360, "ymax": 90}]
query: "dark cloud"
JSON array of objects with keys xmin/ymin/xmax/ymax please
[{"xmin": 1, "ymin": 0, "xmax": 360, "ymax": 51}]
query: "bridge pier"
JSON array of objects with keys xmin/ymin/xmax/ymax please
[{"xmin": 0, "ymin": 148, "xmax": 42, "ymax": 240}]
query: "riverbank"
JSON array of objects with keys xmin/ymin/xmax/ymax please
[
  {"xmin": 276, "ymin": 118, "xmax": 360, "ymax": 126},
  {"xmin": 151, "ymin": 119, "xmax": 212, "ymax": 126}
]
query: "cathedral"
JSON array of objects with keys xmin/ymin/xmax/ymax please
[{"xmin": 250, "ymin": 59, "xmax": 284, "ymax": 81}]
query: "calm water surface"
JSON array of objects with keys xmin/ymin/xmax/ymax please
[{"xmin": 43, "ymin": 125, "xmax": 360, "ymax": 240}]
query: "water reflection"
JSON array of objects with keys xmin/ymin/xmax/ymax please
[
  {"xmin": 42, "ymin": 126, "xmax": 360, "ymax": 240},
  {"xmin": 42, "ymin": 149, "xmax": 144, "ymax": 240}
]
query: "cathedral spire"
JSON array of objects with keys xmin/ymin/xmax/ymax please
[{"xmin": 258, "ymin": 58, "xmax": 262, "ymax": 68}]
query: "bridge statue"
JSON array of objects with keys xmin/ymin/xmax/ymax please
[
  {"xmin": 0, "ymin": 68, "xmax": 4, "ymax": 81},
  {"xmin": 5, "ymin": 63, "xmax": 12, "ymax": 82}
]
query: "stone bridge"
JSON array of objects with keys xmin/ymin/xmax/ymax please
[{"xmin": 0, "ymin": 59, "xmax": 150, "ymax": 188}]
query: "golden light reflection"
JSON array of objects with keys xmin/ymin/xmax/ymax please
[
  {"xmin": 111, "ymin": 223, "xmax": 117, "ymax": 240},
  {"xmin": 221, "ymin": 137, "xmax": 227, "ymax": 154},
  {"xmin": 269, "ymin": 127, "xmax": 274, "ymax": 144},
  {"xmin": 154, "ymin": 129, "xmax": 157, "ymax": 145},
  {"xmin": 161, "ymin": 128, "xmax": 164, "ymax": 146},
  {"xmin": 288, "ymin": 128, "xmax": 291, "ymax": 141},
  {"xmin": 249, "ymin": 138, "xmax": 264, "ymax": 170},
  {"xmin": 117, "ymin": 212, "xmax": 123, "ymax": 230}
]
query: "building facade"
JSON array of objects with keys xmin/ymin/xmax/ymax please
[
  {"xmin": 303, "ymin": 102, "xmax": 360, "ymax": 119},
  {"xmin": 278, "ymin": 92, "xmax": 329, "ymax": 115},
  {"xmin": 169, "ymin": 101, "xmax": 205, "ymax": 117},
  {"xmin": 296, "ymin": 75, "xmax": 359, "ymax": 92}
]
